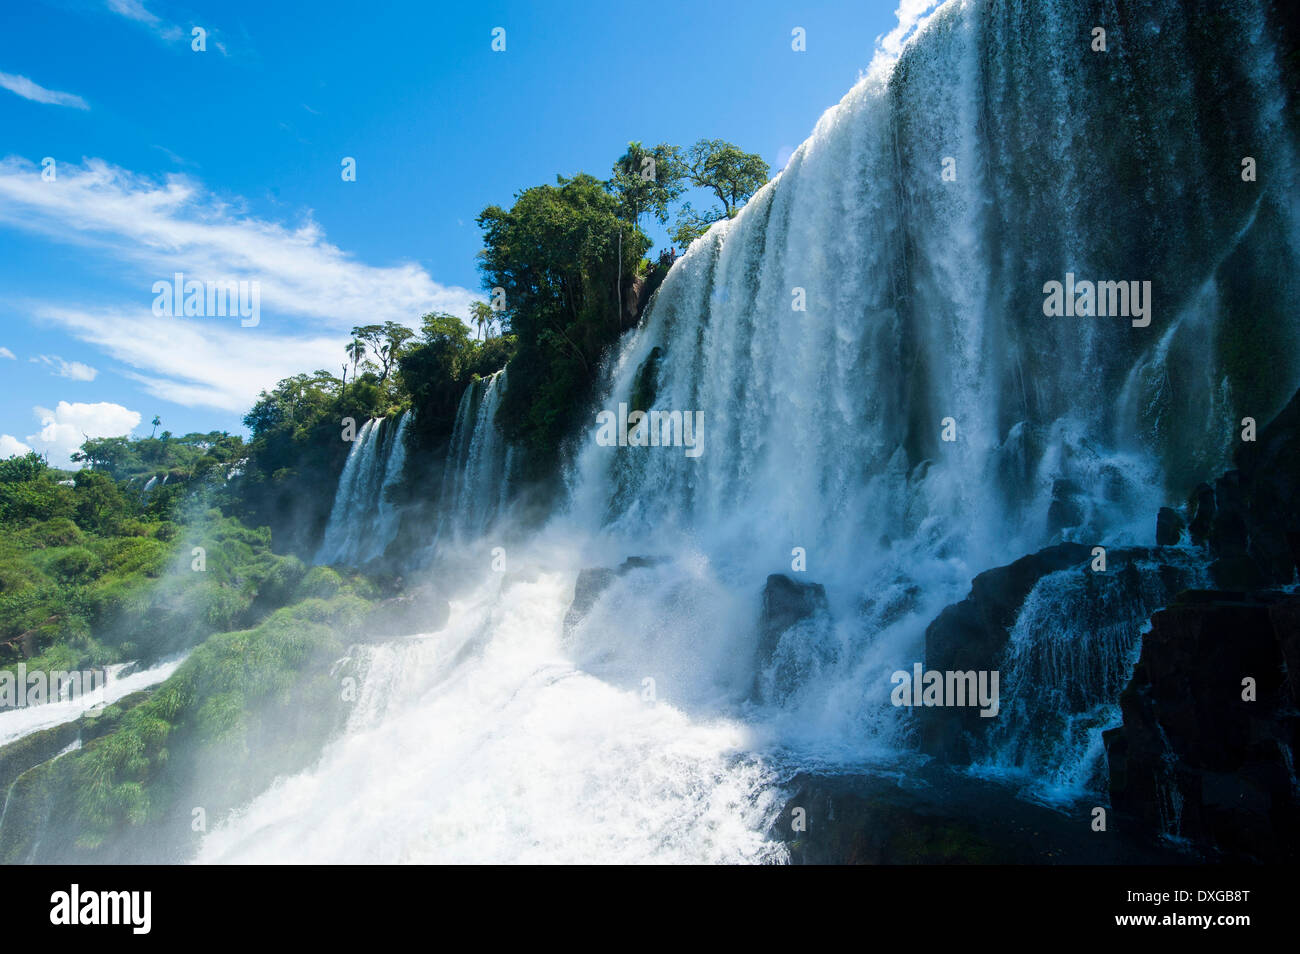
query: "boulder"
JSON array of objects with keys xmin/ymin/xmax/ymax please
[
  {"xmin": 920, "ymin": 543, "xmax": 1094, "ymax": 762},
  {"xmin": 1106, "ymin": 591, "xmax": 1300, "ymax": 861},
  {"xmin": 753, "ymin": 574, "xmax": 831, "ymax": 702},
  {"xmin": 562, "ymin": 557, "xmax": 665, "ymax": 637},
  {"xmin": 772, "ymin": 765, "xmax": 1183, "ymax": 865},
  {"xmin": 1187, "ymin": 482, "xmax": 1216, "ymax": 543},
  {"xmin": 1046, "ymin": 479, "xmax": 1086, "ymax": 535},
  {"xmin": 1156, "ymin": 506, "xmax": 1185, "ymax": 546}
]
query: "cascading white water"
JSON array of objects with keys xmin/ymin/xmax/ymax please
[
  {"xmin": 316, "ymin": 412, "xmax": 411, "ymax": 567},
  {"xmin": 967, "ymin": 552, "xmax": 1209, "ymax": 800},
  {"xmin": 0, "ymin": 653, "xmax": 189, "ymax": 749},
  {"xmin": 435, "ymin": 370, "xmax": 513, "ymax": 541},
  {"xmin": 365, "ymin": 412, "xmax": 411, "ymax": 561},
  {"xmin": 205, "ymin": 0, "xmax": 1299, "ymax": 862}
]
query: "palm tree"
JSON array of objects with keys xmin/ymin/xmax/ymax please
[
  {"xmin": 471, "ymin": 301, "xmax": 494, "ymax": 341},
  {"xmin": 150, "ymin": 416, "xmax": 161, "ymax": 438},
  {"xmin": 346, "ymin": 338, "xmax": 366, "ymax": 378}
]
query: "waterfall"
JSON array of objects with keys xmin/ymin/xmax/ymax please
[
  {"xmin": 435, "ymin": 369, "xmax": 513, "ymax": 541},
  {"xmin": 315, "ymin": 412, "xmax": 411, "ymax": 567},
  {"xmin": 968, "ymin": 552, "xmax": 1209, "ymax": 799},
  {"xmin": 207, "ymin": 0, "xmax": 1298, "ymax": 861}
]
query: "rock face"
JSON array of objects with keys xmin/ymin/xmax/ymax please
[
  {"xmin": 1103, "ymin": 388, "xmax": 1300, "ymax": 859},
  {"xmin": 562, "ymin": 557, "xmax": 665, "ymax": 637},
  {"xmin": 909, "ymin": 388, "xmax": 1300, "ymax": 861},
  {"xmin": 1156, "ymin": 507, "xmax": 1185, "ymax": 546},
  {"xmin": 0, "ymin": 689, "xmax": 154, "ymax": 864},
  {"xmin": 772, "ymin": 766, "xmax": 1184, "ymax": 865},
  {"xmin": 753, "ymin": 575, "xmax": 832, "ymax": 703},
  {"xmin": 919, "ymin": 542, "xmax": 1093, "ymax": 762},
  {"xmin": 1106, "ymin": 591, "xmax": 1300, "ymax": 862},
  {"xmin": 1192, "ymin": 389, "xmax": 1300, "ymax": 588}
]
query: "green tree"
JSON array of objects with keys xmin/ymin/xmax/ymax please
[
  {"xmin": 350, "ymin": 322, "xmax": 416, "ymax": 382},
  {"xmin": 470, "ymin": 301, "xmax": 495, "ymax": 341},
  {"xmin": 0, "ymin": 451, "xmax": 49, "ymax": 484},
  {"xmin": 346, "ymin": 338, "xmax": 367, "ymax": 378},
  {"xmin": 609, "ymin": 141, "xmax": 685, "ymax": 229},
  {"xmin": 671, "ymin": 138, "xmax": 770, "ymax": 247},
  {"xmin": 477, "ymin": 172, "xmax": 650, "ymax": 460}
]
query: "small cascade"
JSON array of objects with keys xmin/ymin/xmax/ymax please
[
  {"xmin": 366, "ymin": 412, "xmax": 411, "ymax": 562},
  {"xmin": 315, "ymin": 413, "xmax": 412, "ymax": 567},
  {"xmin": 436, "ymin": 369, "xmax": 513, "ymax": 540},
  {"xmin": 970, "ymin": 552, "xmax": 1210, "ymax": 798}
]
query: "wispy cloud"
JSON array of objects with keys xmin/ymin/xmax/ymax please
[
  {"xmin": 0, "ymin": 157, "xmax": 476, "ymax": 329},
  {"xmin": 0, "ymin": 347, "xmax": 15, "ymax": 360},
  {"xmin": 106, "ymin": 0, "xmax": 160, "ymax": 26},
  {"xmin": 105, "ymin": 0, "xmax": 226, "ymax": 52},
  {"xmin": 35, "ymin": 304, "xmax": 351, "ymax": 413},
  {"xmin": 0, "ymin": 71, "xmax": 89, "ymax": 110},
  {"xmin": 31, "ymin": 354, "xmax": 99, "ymax": 381}
]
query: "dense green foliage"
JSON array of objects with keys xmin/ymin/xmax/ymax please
[
  {"xmin": 72, "ymin": 430, "xmax": 245, "ymax": 485},
  {"xmin": 470, "ymin": 137, "xmax": 768, "ymax": 465},
  {"xmin": 0, "ymin": 445, "xmax": 312, "ymax": 673},
  {"xmin": 670, "ymin": 138, "xmax": 771, "ymax": 248},
  {"xmin": 477, "ymin": 172, "xmax": 651, "ymax": 462},
  {"xmin": 0, "ymin": 572, "xmax": 378, "ymax": 861}
]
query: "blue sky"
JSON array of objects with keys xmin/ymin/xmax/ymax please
[{"xmin": 0, "ymin": 0, "xmax": 914, "ymax": 465}]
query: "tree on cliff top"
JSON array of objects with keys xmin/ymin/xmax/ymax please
[{"xmin": 671, "ymin": 138, "xmax": 770, "ymax": 248}]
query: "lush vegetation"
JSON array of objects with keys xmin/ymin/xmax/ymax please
[
  {"xmin": 230, "ymin": 135, "xmax": 769, "ymax": 489},
  {"xmin": 0, "ymin": 448, "xmax": 314, "ymax": 674},
  {"xmin": 0, "ymin": 568, "xmax": 378, "ymax": 861},
  {"xmin": 474, "ymin": 138, "xmax": 768, "ymax": 465}
]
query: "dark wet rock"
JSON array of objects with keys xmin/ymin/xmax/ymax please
[
  {"xmin": 1234, "ymin": 388, "xmax": 1300, "ymax": 584},
  {"xmin": 1156, "ymin": 507, "xmax": 1185, "ymax": 546},
  {"xmin": 919, "ymin": 543, "xmax": 1196, "ymax": 764},
  {"xmin": 861, "ymin": 583, "xmax": 923, "ymax": 630},
  {"xmin": 0, "ymin": 721, "xmax": 78, "ymax": 801},
  {"xmin": 1106, "ymin": 591, "xmax": 1300, "ymax": 862},
  {"xmin": 1187, "ymin": 482, "xmax": 1216, "ymax": 544},
  {"xmin": 1047, "ymin": 479, "xmax": 1086, "ymax": 535},
  {"xmin": 0, "ymin": 688, "xmax": 155, "ymax": 825},
  {"xmin": 758, "ymin": 575, "xmax": 828, "ymax": 662},
  {"xmin": 920, "ymin": 542, "xmax": 1094, "ymax": 763},
  {"xmin": 754, "ymin": 575, "xmax": 832, "ymax": 703},
  {"xmin": 364, "ymin": 583, "xmax": 450, "ymax": 639},
  {"xmin": 562, "ymin": 557, "xmax": 666, "ymax": 636},
  {"xmin": 1182, "ymin": 388, "xmax": 1300, "ymax": 587},
  {"xmin": 772, "ymin": 765, "xmax": 1186, "ymax": 865}
]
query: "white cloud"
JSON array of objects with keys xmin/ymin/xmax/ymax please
[
  {"xmin": 0, "ymin": 157, "xmax": 475, "ymax": 329},
  {"xmin": 105, "ymin": 1, "xmax": 226, "ymax": 53},
  {"xmin": 0, "ymin": 72, "xmax": 89, "ymax": 110},
  {"xmin": 32, "ymin": 354, "xmax": 98, "ymax": 381},
  {"xmin": 24, "ymin": 401, "xmax": 140, "ymax": 467},
  {"xmin": 0, "ymin": 434, "xmax": 32, "ymax": 458},
  {"xmin": 106, "ymin": 0, "xmax": 159, "ymax": 25},
  {"xmin": 0, "ymin": 347, "xmax": 14, "ymax": 360},
  {"xmin": 37, "ymin": 305, "xmax": 348, "ymax": 412}
]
